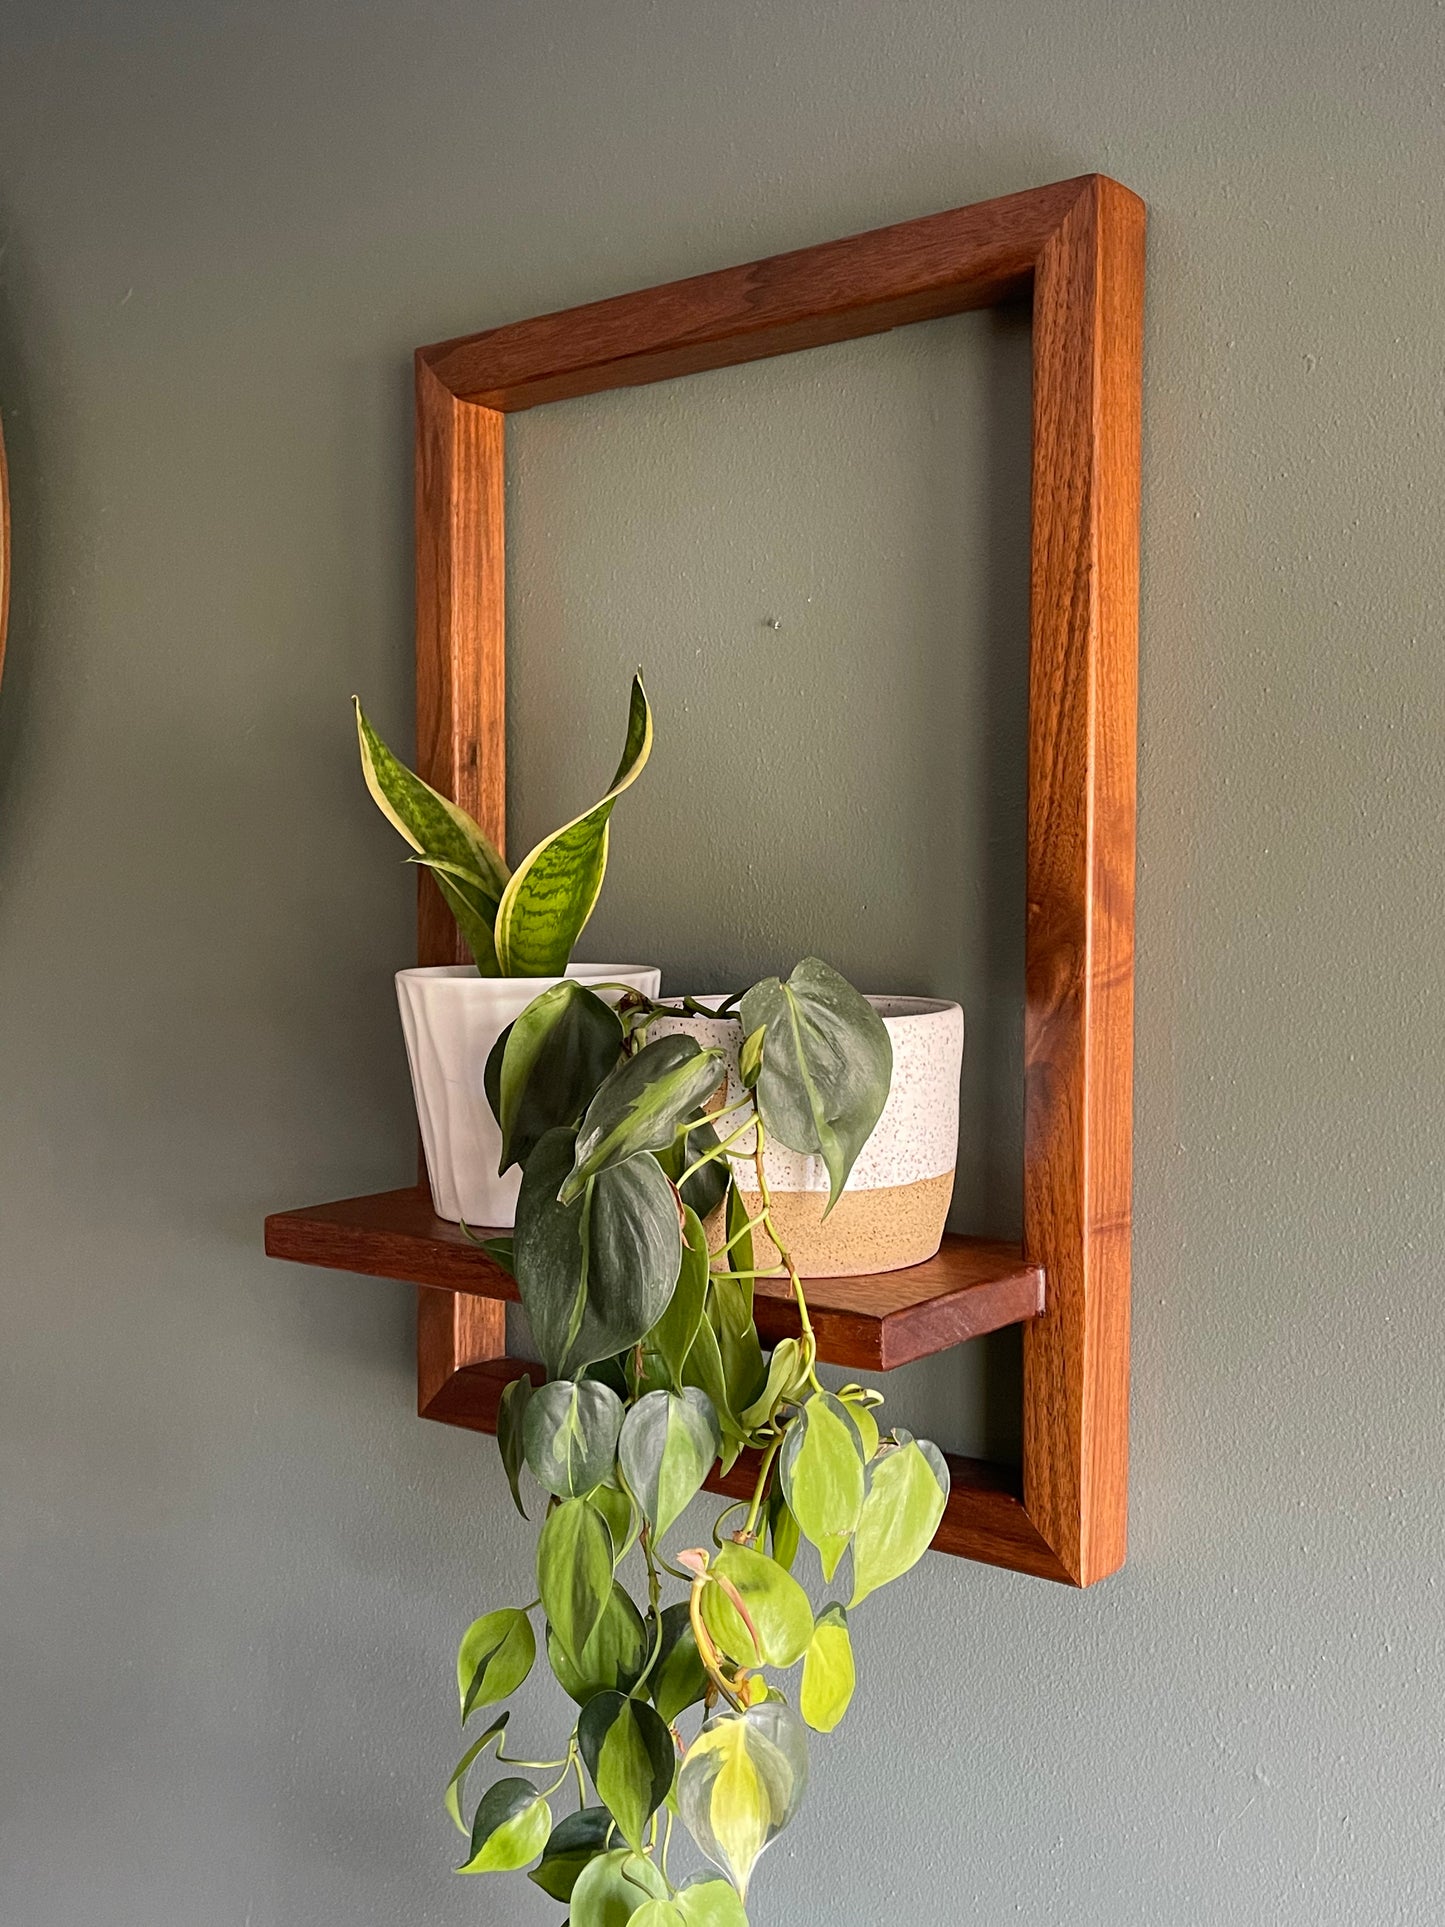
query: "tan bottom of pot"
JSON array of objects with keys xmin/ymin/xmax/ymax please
[{"xmin": 715, "ymin": 1173, "xmax": 954, "ymax": 1278}]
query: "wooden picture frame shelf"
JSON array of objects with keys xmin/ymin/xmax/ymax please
[{"xmin": 265, "ymin": 173, "xmax": 1145, "ymax": 1588}]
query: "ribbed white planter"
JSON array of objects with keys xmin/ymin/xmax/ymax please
[
  {"xmin": 396, "ymin": 963, "xmax": 662, "ymax": 1228},
  {"xmin": 648, "ymin": 995, "xmax": 964, "ymax": 1276}
]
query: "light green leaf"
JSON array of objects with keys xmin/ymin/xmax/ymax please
[
  {"xmin": 513, "ymin": 1130, "xmax": 683, "ymax": 1379},
  {"xmin": 570, "ymin": 1847, "xmax": 670, "ymax": 1927},
  {"xmin": 738, "ymin": 1026, "xmax": 765, "ymax": 1091},
  {"xmin": 494, "ymin": 673, "xmax": 653, "ymax": 975},
  {"xmin": 458, "ymin": 1776, "xmax": 551, "ymax": 1873},
  {"xmin": 778, "ymin": 1392, "xmax": 866, "ymax": 1582},
  {"xmin": 738, "ymin": 1337, "xmax": 806, "ymax": 1433},
  {"xmin": 739, "ymin": 959, "xmax": 892, "ymax": 1212},
  {"xmin": 444, "ymin": 1714, "xmax": 509, "ymax": 1834},
  {"xmin": 700, "ymin": 1544, "xmax": 813, "ymax": 1670},
  {"xmin": 724, "ymin": 1186, "xmax": 755, "ymax": 1316},
  {"xmin": 524, "ymin": 1377, "xmax": 625, "ymax": 1499},
  {"xmin": 354, "ymin": 699, "xmax": 509, "ymax": 976},
  {"xmin": 577, "ymin": 1691, "xmax": 676, "ymax": 1854},
  {"xmin": 799, "ymin": 1604, "xmax": 855, "ymax": 1732},
  {"xmin": 592, "ymin": 1476, "xmax": 640, "ymax": 1564},
  {"xmin": 538, "ymin": 1498, "xmax": 614, "ymax": 1665},
  {"xmin": 848, "ymin": 1439, "xmax": 950, "ymax": 1606},
  {"xmin": 528, "ymin": 1805, "xmax": 617, "ymax": 1902},
  {"xmin": 644, "ymin": 1204, "xmax": 710, "ymax": 1392},
  {"xmin": 675, "ymin": 1704, "xmax": 809, "ymax": 1903},
  {"xmin": 650, "ymin": 1602, "xmax": 709, "ymax": 1723},
  {"xmin": 491, "ymin": 981, "xmax": 624, "ymax": 1173},
  {"xmin": 562, "ymin": 1037, "xmax": 726, "ymax": 1206},
  {"xmin": 675, "ymin": 1875, "xmax": 751, "ymax": 1926},
  {"xmin": 457, "ymin": 1608, "xmax": 535, "ymax": 1722},
  {"xmin": 618, "ymin": 1389, "xmax": 721, "ymax": 1543},
  {"xmin": 631, "ymin": 1902, "xmax": 688, "ymax": 1926},
  {"xmin": 837, "ymin": 1387, "xmax": 881, "ymax": 1464},
  {"xmin": 496, "ymin": 1374, "xmax": 533, "ymax": 1518},
  {"xmin": 547, "ymin": 1582, "xmax": 650, "ymax": 1704},
  {"xmin": 766, "ymin": 1486, "xmax": 801, "ymax": 1575}
]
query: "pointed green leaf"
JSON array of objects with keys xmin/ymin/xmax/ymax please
[
  {"xmin": 524, "ymin": 1378, "xmax": 625, "ymax": 1499},
  {"xmin": 766, "ymin": 1486, "xmax": 800, "ymax": 1574},
  {"xmin": 800, "ymin": 1604, "xmax": 855, "ymax": 1732},
  {"xmin": 737, "ymin": 1337, "xmax": 805, "ymax": 1433},
  {"xmin": 724, "ymin": 1185, "xmax": 755, "ymax": 1314},
  {"xmin": 578, "ymin": 1691, "xmax": 677, "ymax": 1853},
  {"xmin": 618, "ymin": 1389, "xmax": 721, "ymax": 1543},
  {"xmin": 682, "ymin": 1317, "xmax": 744, "ymax": 1474},
  {"xmin": 592, "ymin": 1476, "xmax": 640, "ymax": 1564},
  {"xmin": 738, "ymin": 1026, "xmax": 766, "ymax": 1091},
  {"xmin": 569, "ymin": 1847, "xmax": 670, "ymax": 1926},
  {"xmin": 675, "ymin": 1704, "xmax": 808, "ymax": 1903},
  {"xmin": 562, "ymin": 1037, "xmax": 726, "ymax": 1206},
  {"xmin": 458, "ymin": 1776, "xmax": 551, "ymax": 1873},
  {"xmin": 354, "ymin": 699, "xmax": 509, "ymax": 976},
  {"xmin": 708, "ymin": 1275, "xmax": 767, "ymax": 1418},
  {"xmin": 778, "ymin": 1392, "xmax": 866, "ymax": 1582},
  {"xmin": 493, "ymin": 980, "xmax": 625, "ymax": 1173},
  {"xmin": 650, "ymin": 1601, "xmax": 709, "ymax": 1723},
  {"xmin": 444, "ymin": 1714, "xmax": 509, "ymax": 1834},
  {"xmin": 675, "ymin": 1875, "xmax": 751, "ymax": 1926},
  {"xmin": 496, "ymin": 1374, "xmax": 533, "ymax": 1518},
  {"xmin": 514, "ymin": 1128, "xmax": 591, "ymax": 1377},
  {"xmin": 848, "ymin": 1439, "xmax": 950, "ymax": 1606},
  {"xmin": 457, "ymin": 1608, "xmax": 535, "ymax": 1722},
  {"xmin": 529, "ymin": 1805, "xmax": 618, "ymax": 1902},
  {"xmin": 837, "ymin": 1387, "xmax": 881, "ymax": 1464},
  {"xmin": 547, "ymin": 1582, "xmax": 650, "ymax": 1704},
  {"xmin": 644, "ymin": 1205, "xmax": 709, "ymax": 1393},
  {"xmin": 700, "ymin": 1544, "xmax": 813, "ymax": 1670},
  {"xmin": 538, "ymin": 1499, "xmax": 614, "ymax": 1665},
  {"xmin": 739, "ymin": 959, "xmax": 892, "ymax": 1212},
  {"xmin": 494, "ymin": 674, "xmax": 653, "ymax": 975},
  {"xmin": 658, "ymin": 1115, "xmax": 732, "ymax": 1222}
]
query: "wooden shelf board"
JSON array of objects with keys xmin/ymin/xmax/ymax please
[{"xmin": 265, "ymin": 1186, "xmax": 1044, "ymax": 1373}]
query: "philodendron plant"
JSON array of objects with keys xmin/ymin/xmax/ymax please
[
  {"xmin": 449, "ymin": 959, "xmax": 951, "ymax": 1922},
  {"xmin": 354, "ymin": 673, "xmax": 652, "ymax": 975}
]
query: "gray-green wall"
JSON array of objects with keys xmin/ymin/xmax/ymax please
[{"xmin": 1, "ymin": 3, "xmax": 1439, "ymax": 1922}]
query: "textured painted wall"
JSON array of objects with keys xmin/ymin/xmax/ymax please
[{"xmin": 0, "ymin": 3, "xmax": 1440, "ymax": 1924}]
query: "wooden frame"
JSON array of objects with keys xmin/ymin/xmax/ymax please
[{"xmin": 271, "ymin": 173, "xmax": 1144, "ymax": 1587}]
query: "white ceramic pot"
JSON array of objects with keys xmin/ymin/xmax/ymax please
[
  {"xmin": 649, "ymin": 995, "xmax": 964, "ymax": 1277},
  {"xmin": 396, "ymin": 963, "xmax": 663, "ymax": 1228}
]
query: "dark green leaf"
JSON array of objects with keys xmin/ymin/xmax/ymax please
[
  {"xmin": 457, "ymin": 1608, "xmax": 536, "ymax": 1722},
  {"xmin": 496, "ymin": 1374, "xmax": 533, "ymax": 1518},
  {"xmin": 514, "ymin": 1128, "xmax": 592, "ymax": 1378},
  {"xmin": 739, "ymin": 958, "xmax": 892, "ymax": 1212},
  {"xmin": 524, "ymin": 1378, "xmax": 625, "ymax": 1499},
  {"xmin": 644, "ymin": 1205, "xmax": 709, "ymax": 1393},
  {"xmin": 682, "ymin": 1317, "xmax": 744, "ymax": 1475},
  {"xmin": 548, "ymin": 1582, "xmax": 650, "ymax": 1703},
  {"xmin": 724, "ymin": 1184, "xmax": 755, "ymax": 1318},
  {"xmin": 618, "ymin": 1389, "xmax": 720, "ymax": 1542},
  {"xmin": 494, "ymin": 981, "xmax": 625, "ymax": 1172},
  {"xmin": 708, "ymin": 1274, "xmax": 767, "ymax": 1417},
  {"xmin": 578, "ymin": 1691, "xmax": 677, "ymax": 1853},
  {"xmin": 529, "ymin": 1807, "xmax": 618, "ymax": 1903},
  {"xmin": 650, "ymin": 1603, "xmax": 708, "ymax": 1723},
  {"xmin": 538, "ymin": 1499, "xmax": 614, "ymax": 1665},
  {"xmin": 778, "ymin": 1392, "xmax": 866, "ymax": 1582},
  {"xmin": 562, "ymin": 1037, "xmax": 726, "ymax": 1206},
  {"xmin": 767, "ymin": 1485, "xmax": 800, "ymax": 1574},
  {"xmin": 458, "ymin": 1776, "xmax": 551, "ymax": 1873},
  {"xmin": 658, "ymin": 1115, "xmax": 731, "ymax": 1222},
  {"xmin": 569, "ymin": 1847, "xmax": 669, "ymax": 1926}
]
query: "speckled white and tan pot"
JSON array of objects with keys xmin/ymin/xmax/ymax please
[{"xmin": 649, "ymin": 995, "xmax": 964, "ymax": 1277}]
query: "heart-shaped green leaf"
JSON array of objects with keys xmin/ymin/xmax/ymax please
[
  {"xmin": 578, "ymin": 1691, "xmax": 677, "ymax": 1853},
  {"xmin": 799, "ymin": 1603, "xmax": 855, "ymax": 1732},
  {"xmin": 644, "ymin": 1205, "xmax": 709, "ymax": 1394},
  {"xmin": 675, "ymin": 1875, "xmax": 751, "ymax": 1926},
  {"xmin": 650, "ymin": 1601, "xmax": 709, "ymax": 1723},
  {"xmin": 676, "ymin": 1703, "xmax": 808, "ymax": 1902},
  {"xmin": 494, "ymin": 674, "xmax": 653, "ymax": 975},
  {"xmin": 778, "ymin": 1392, "xmax": 866, "ymax": 1581},
  {"xmin": 458, "ymin": 1776, "xmax": 551, "ymax": 1873},
  {"xmin": 524, "ymin": 1378, "xmax": 625, "ymax": 1499},
  {"xmin": 562, "ymin": 1037, "xmax": 726, "ymax": 1206},
  {"xmin": 618, "ymin": 1389, "xmax": 721, "ymax": 1543},
  {"xmin": 547, "ymin": 1582, "xmax": 650, "ymax": 1704},
  {"xmin": 496, "ymin": 1374, "xmax": 533, "ymax": 1518},
  {"xmin": 538, "ymin": 1498, "xmax": 614, "ymax": 1665},
  {"xmin": 739, "ymin": 959, "xmax": 892, "ymax": 1212},
  {"xmin": 444, "ymin": 1714, "xmax": 509, "ymax": 1834},
  {"xmin": 848, "ymin": 1438, "xmax": 950, "ymax": 1606},
  {"xmin": 700, "ymin": 1544, "xmax": 813, "ymax": 1670},
  {"xmin": 569, "ymin": 1847, "xmax": 670, "ymax": 1926},
  {"xmin": 354, "ymin": 699, "xmax": 509, "ymax": 976},
  {"xmin": 528, "ymin": 1805, "xmax": 618, "ymax": 1902},
  {"xmin": 514, "ymin": 1131, "xmax": 683, "ymax": 1379},
  {"xmin": 456, "ymin": 1608, "xmax": 535, "ymax": 1722},
  {"xmin": 491, "ymin": 981, "xmax": 625, "ymax": 1172}
]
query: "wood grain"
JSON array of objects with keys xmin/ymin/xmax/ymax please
[
  {"xmin": 420, "ymin": 178, "xmax": 1090, "ymax": 411},
  {"xmin": 1020, "ymin": 175, "xmax": 1144, "ymax": 1584},
  {"xmin": 265, "ymin": 1187, "xmax": 1045, "ymax": 1374}
]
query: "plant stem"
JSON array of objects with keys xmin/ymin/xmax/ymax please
[
  {"xmin": 741, "ymin": 1432, "xmax": 784, "ymax": 1544},
  {"xmin": 751, "ymin": 1120, "xmax": 822, "ymax": 1392},
  {"xmin": 677, "ymin": 1110, "xmax": 758, "ymax": 1189},
  {"xmin": 631, "ymin": 1525, "xmax": 667, "ymax": 1696}
]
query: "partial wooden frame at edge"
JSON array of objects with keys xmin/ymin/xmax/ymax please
[{"xmin": 410, "ymin": 173, "xmax": 1144, "ymax": 1588}]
